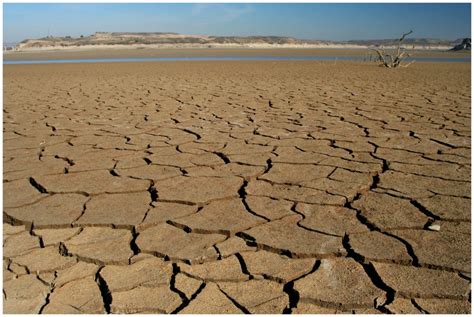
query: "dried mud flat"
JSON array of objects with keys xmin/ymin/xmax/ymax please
[{"xmin": 3, "ymin": 61, "xmax": 471, "ymax": 314}]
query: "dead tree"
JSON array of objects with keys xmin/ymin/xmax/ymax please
[{"xmin": 372, "ymin": 30, "xmax": 415, "ymax": 68}]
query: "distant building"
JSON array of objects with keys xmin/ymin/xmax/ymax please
[{"xmin": 451, "ymin": 38, "xmax": 471, "ymax": 51}]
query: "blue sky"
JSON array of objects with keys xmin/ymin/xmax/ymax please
[{"xmin": 3, "ymin": 3, "xmax": 471, "ymax": 43}]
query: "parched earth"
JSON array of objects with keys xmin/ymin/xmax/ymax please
[{"xmin": 3, "ymin": 61, "xmax": 471, "ymax": 314}]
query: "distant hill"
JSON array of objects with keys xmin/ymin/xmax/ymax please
[
  {"xmin": 346, "ymin": 38, "xmax": 456, "ymax": 47},
  {"xmin": 17, "ymin": 32, "xmax": 324, "ymax": 48},
  {"xmin": 14, "ymin": 32, "xmax": 458, "ymax": 50}
]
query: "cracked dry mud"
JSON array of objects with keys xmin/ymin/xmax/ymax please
[{"xmin": 3, "ymin": 61, "xmax": 471, "ymax": 314}]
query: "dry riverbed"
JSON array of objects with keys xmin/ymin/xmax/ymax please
[{"xmin": 3, "ymin": 61, "xmax": 471, "ymax": 313}]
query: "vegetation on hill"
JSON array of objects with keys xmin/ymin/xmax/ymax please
[{"xmin": 16, "ymin": 32, "xmax": 460, "ymax": 49}]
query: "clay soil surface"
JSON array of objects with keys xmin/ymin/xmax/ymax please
[{"xmin": 3, "ymin": 61, "xmax": 471, "ymax": 314}]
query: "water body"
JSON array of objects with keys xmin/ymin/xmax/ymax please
[{"xmin": 3, "ymin": 56, "xmax": 471, "ymax": 65}]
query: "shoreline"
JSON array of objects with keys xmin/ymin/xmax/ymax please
[
  {"xmin": 3, "ymin": 47, "xmax": 468, "ymax": 61},
  {"xmin": 4, "ymin": 57, "xmax": 471, "ymax": 66}
]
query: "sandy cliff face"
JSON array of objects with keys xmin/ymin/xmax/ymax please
[{"xmin": 17, "ymin": 32, "xmax": 309, "ymax": 49}]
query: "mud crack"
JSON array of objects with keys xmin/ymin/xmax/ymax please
[
  {"xmin": 282, "ymin": 260, "xmax": 321, "ymax": 314},
  {"xmin": 96, "ymin": 268, "xmax": 112, "ymax": 313},
  {"xmin": 29, "ymin": 177, "xmax": 48, "ymax": 193}
]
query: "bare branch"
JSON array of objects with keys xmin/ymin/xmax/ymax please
[
  {"xmin": 370, "ymin": 31, "xmax": 415, "ymax": 68},
  {"xmin": 371, "ymin": 48, "xmax": 388, "ymax": 66},
  {"xmin": 401, "ymin": 60, "xmax": 415, "ymax": 68},
  {"xmin": 399, "ymin": 30, "xmax": 413, "ymax": 43},
  {"xmin": 388, "ymin": 54, "xmax": 394, "ymax": 67},
  {"xmin": 397, "ymin": 30, "xmax": 413, "ymax": 57}
]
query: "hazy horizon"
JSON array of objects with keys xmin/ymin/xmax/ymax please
[{"xmin": 3, "ymin": 3, "xmax": 471, "ymax": 44}]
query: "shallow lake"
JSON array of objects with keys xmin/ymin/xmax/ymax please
[{"xmin": 3, "ymin": 56, "xmax": 471, "ymax": 65}]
